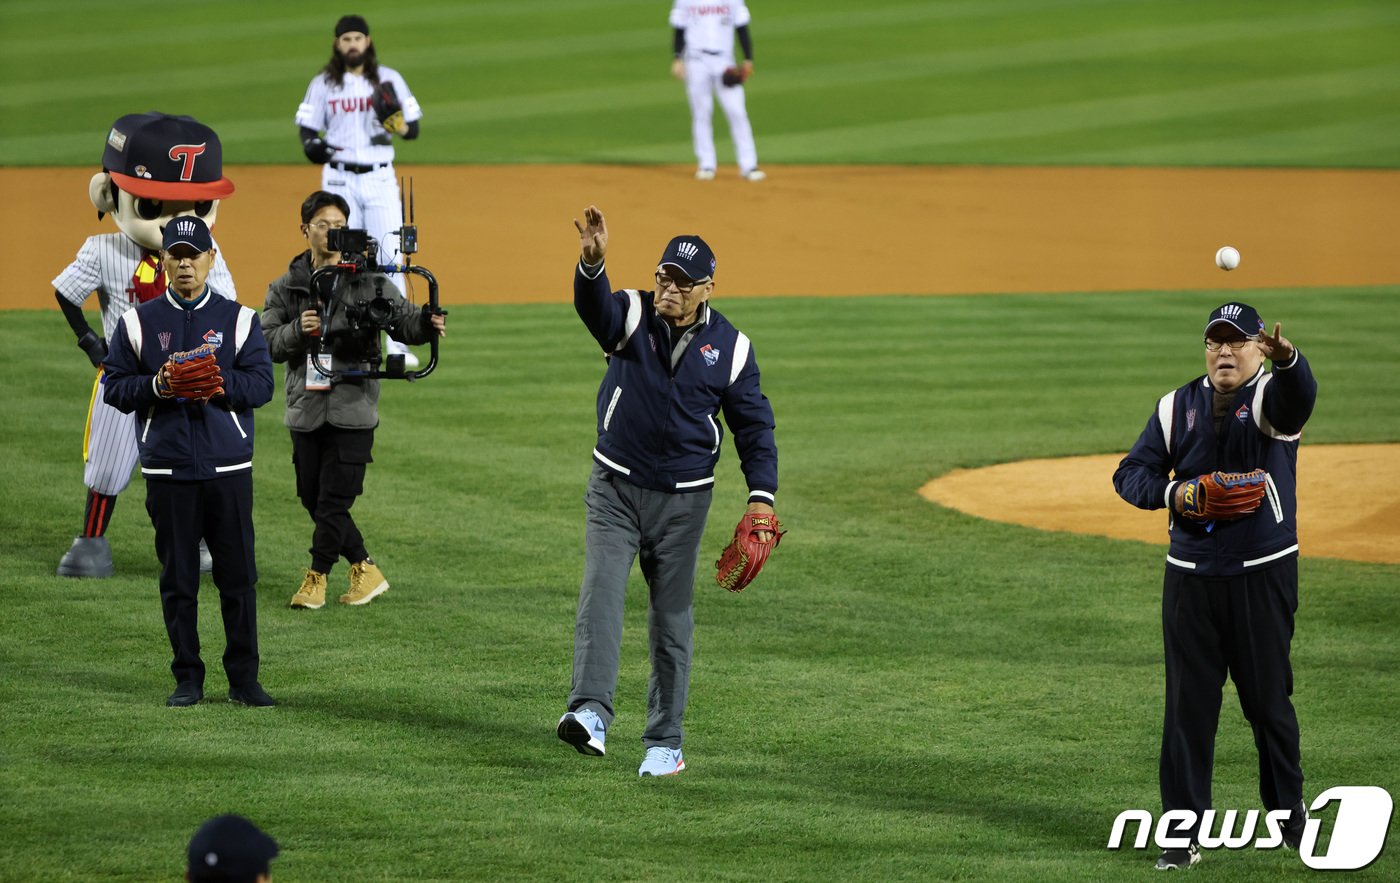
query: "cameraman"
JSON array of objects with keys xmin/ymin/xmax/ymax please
[{"xmin": 261, "ymin": 191, "xmax": 445, "ymax": 610}]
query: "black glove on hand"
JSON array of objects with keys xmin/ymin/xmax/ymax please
[
  {"xmin": 77, "ymin": 329, "xmax": 107, "ymax": 368},
  {"xmin": 302, "ymin": 136, "xmax": 338, "ymax": 164}
]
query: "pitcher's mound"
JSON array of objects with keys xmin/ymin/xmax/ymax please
[{"xmin": 919, "ymin": 444, "xmax": 1399, "ymax": 565}]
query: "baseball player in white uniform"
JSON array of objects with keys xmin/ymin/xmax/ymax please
[
  {"xmin": 670, "ymin": 0, "xmax": 764, "ymax": 181},
  {"xmin": 55, "ymin": 112, "xmax": 236, "ymax": 577},
  {"xmin": 296, "ymin": 14, "xmax": 423, "ymax": 368}
]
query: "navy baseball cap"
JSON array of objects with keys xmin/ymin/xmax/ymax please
[
  {"xmin": 163, "ymin": 216, "xmax": 214, "ymax": 253},
  {"xmin": 1205, "ymin": 302, "xmax": 1265, "ymax": 339},
  {"xmin": 186, "ymin": 815, "xmax": 279, "ymax": 883},
  {"xmin": 658, "ymin": 235, "xmax": 716, "ymax": 281},
  {"xmin": 102, "ymin": 112, "xmax": 235, "ymax": 201}
]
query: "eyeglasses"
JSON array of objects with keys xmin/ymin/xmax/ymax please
[
  {"xmin": 655, "ymin": 271, "xmax": 708, "ymax": 294},
  {"xmin": 307, "ymin": 221, "xmax": 346, "ymax": 231},
  {"xmin": 1204, "ymin": 338, "xmax": 1256, "ymax": 352}
]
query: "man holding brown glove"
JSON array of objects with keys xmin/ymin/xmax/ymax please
[
  {"xmin": 1114, "ymin": 302, "xmax": 1317, "ymax": 870},
  {"xmin": 557, "ymin": 205, "xmax": 781, "ymax": 777},
  {"xmin": 102, "ymin": 216, "xmax": 276, "ymax": 709}
]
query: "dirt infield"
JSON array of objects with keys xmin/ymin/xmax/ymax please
[
  {"xmin": 920, "ymin": 446, "xmax": 1400, "ymax": 565},
  {"xmin": 7, "ymin": 163, "xmax": 1397, "ymax": 561},
  {"xmin": 7, "ymin": 164, "xmax": 1400, "ymax": 309}
]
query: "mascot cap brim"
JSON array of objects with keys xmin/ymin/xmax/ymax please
[{"xmin": 109, "ymin": 173, "xmax": 235, "ymax": 200}]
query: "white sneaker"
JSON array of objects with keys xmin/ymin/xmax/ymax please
[
  {"xmin": 742, "ymin": 169, "xmax": 767, "ymax": 182},
  {"xmin": 638, "ymin": 746, "xmax": 685, "ymax": 777},
  {"xmin": 695, "ymin": 168, "xmax": 716, "ymax": 181},
  {"xmin": 557, "ymin": 708, "xmax": 606, "ymax": 756}
]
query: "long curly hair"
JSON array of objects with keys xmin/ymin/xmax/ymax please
[{"xmin": 321, "ymin": 40, "xmax": 380, "ymax": 86}]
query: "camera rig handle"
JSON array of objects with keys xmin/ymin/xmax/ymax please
[{"xmin": 307, "ymin": 262, "xmax": 445, "ymax": 382}]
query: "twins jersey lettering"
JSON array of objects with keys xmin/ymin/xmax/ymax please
[
  {"xmin": 53, "ymin": 232, "xmax": 236, "ymax": 338},
  {"xmin": 670, "ymin": 1, "xmax": 750, "ymax": 56},
  {"xmin": 295, "ymin": 67, "xmax": 421, "ymax": 166}
]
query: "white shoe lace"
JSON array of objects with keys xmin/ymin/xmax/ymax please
[{"xmin": 644, "ymin": 746, "xmax": 675, "ymax": 767}]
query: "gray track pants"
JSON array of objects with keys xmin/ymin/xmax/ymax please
[{"xmin": 568, "ymin": 464, "xmax": 712, "ymax": 749}]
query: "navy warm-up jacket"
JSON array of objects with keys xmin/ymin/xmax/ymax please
[
  {"xmin": 1114, "ymin": 352, "xmax": 1317, "ymax": 576},
  {"xmin": 575, "ymin": 260, "xmax": 778, "ymax": 501},
  {"xmin": 103, "ymin": 287, "xmax": 274, "ymax": 481}
]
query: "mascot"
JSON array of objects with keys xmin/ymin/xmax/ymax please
[{"xmin": 54, "ymin": 112, "xmax": 237, "ymax": 577}]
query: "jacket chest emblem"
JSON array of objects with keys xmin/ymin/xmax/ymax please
[
  {"xmin": 700, "ymin": 343, "xmax": 720, "ymax": 367},
  {"xmin": 1186, "ymin": 408, "xmax": 1196, "ymax": 432},
  {"xmin": 203, "ymin": 330, "xmax": 223, "ymax": 347},
  {"xmin": 648, "ymin": 333, "xmax": 657, "ymax": 353},
  {"xmin": 1235, "ymin": 403, "xmax": 1250, "ymax": 424},
  {"xmin": 158, "ymin": 331, "xmax": 172, "ymax": 352}
]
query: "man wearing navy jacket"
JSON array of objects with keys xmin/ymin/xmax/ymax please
[
  {"xmin": 1114, "ymin": 302, "xmax": 1317, "ymax": 870},
  {"xmin": 558, "ymin": 205, "xmax": 779, "ymax": 777},
  {"xmin": 103, "ymin": 217, "xmax": 276, "ymax": 709}
]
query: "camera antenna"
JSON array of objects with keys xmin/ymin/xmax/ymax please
[{"xmin": 399, "ymin": 177, "xmax": 418, "ymax": 259}]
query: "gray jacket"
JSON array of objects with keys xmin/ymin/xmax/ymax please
[{"xmin": 262, "ymin": 250, "xmax": 434, "ymax": 431}]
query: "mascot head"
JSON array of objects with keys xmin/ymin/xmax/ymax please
[{"xmin": 89, "ymin": 112, "xmax": 235, "ymax": 251}]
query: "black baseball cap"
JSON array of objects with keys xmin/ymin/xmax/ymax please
[
  {"xmin": 657, "ymin": 235, "xmax": 716, "ymax": 282},
  {"xmin": 1205, "ymin": 302, "xmax": 1265, "ymax": 339},
  {"xmin": 163, "ymin": 216, "xmax": 214, "ymax": 253},
  {"xmin": 186, "ymin": 815, "xmax": 279, "ymax": 883},
  {"xmin": 336, "ymin": 14, "xmax": 370, "ymax": 36},
  {"xmin": 102, "ymin": 112, "xmax": 235, "ymax": 201}
]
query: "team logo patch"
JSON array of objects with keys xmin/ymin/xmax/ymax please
[
  {"xmin": 168, "ymin": 143, "xmax": 208, "ymax": 181},
  {"xmin": 1186, "ymin": 408, "xmax": 1196, "ymax": 432},
  {"xmin": 677, "ymin": 241, "xmax": 698, "ymax": 261},
  {"xmin": 203, "ymin": 330, "xmax": 223, "ymax": 347},
  {"xmin": 700, "ymin": 343, "xmax": 720, "ymax": 366},
  {"xmin": 1236, "ymin": 403, "xmax": 1250, "ymax": 424},
  {"xmin": 1220, "ymin": 304, "xmax": 1243, "ymax": 320},
  {"xmin": 107, "ymin": 128, "xmax": 127, "ymax": 152},
  {"xmin": 159, "ymin": 332, "xmax": 172, "ymax": 351},
  {"xmin": 133, "ymin": 164, "xmax": 152, "ymax": 179}
]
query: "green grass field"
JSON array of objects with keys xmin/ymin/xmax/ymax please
[
  {"xmin": 3, "ymin": 1, "xmax": 1400, "ymax": 880},
  {"xmin": 1, "ymin": 0, "xmax": 1399, "ymax": 167}
]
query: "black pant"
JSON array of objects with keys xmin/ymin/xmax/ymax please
[
  {"xmin": 1160, "ymin": 558, "xmax": 1303, "ymax": 838},
  {"xmin": 291, "ymin": 425, "xmax": 374, "ymax": 574},
  {"xmin": 145, "ymin": 473, "xmax": 259, "ymax": 689}
]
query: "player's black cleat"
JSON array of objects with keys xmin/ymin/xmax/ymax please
[
  {"xmin": 166, "ymin": 682, "xmax": 203, "ymax": 707},
  {"xmin": 228, "ymin": 682, "xmax": 277, "ymax": 708},
  {"xmin": 1154, "ymin": 843, "xmax": 1200, "ymax": 870},
  {"xmin": 1282, "ymin": 800, "xmax": 1309, "ymax": 849}
]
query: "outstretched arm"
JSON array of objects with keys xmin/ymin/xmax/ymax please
[{"xmin": 574, "ymin": 205, "xmax": 608, "ymax": 266}]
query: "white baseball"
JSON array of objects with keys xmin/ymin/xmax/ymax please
[{"xmin": 1215, "ymin": 246, "xmax": 1241, "ymax": 271}]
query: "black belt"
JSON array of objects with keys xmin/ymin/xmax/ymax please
[
  {"xmin": 330, "ymin": 162, "xmax": 388, "ymax": 174},
  {"xmin": 700, "ymin": 49, "xmax": 722, "ymax": 55}
]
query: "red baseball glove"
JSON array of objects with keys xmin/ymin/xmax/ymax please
[
  {"xmin": 715, "ymin": 511, "xmax": 786, "ymax": 592},
  {"xmin": 157, "ymin": 343, "xmax": 224, "ymax": 402},
  {"xmin": 1177, "ymin": 469, "xmax": 1268, "ymax": 520}
]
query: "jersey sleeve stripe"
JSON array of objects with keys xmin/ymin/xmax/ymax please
[
  {"xmin": 729, "ymin": 332, "xmax": 751, "ymax": 386},
  {"xmin": 1156, "ymin": 390, "xmax": 1176, "ymax": 453},
  {"xmin": 120, "ymin": 307, "xmax": 143, "ymax": 359},
  {"xmin": 1251, "ymin": 375, "xmax": 1303, "ymax": 441},
  {"xmin": 611, "ymin": 290, "xmax": 643, "ymax": 353},
  {"xmin": 235, "ymin": 306, "xmax": 255, "ymax": 353}
]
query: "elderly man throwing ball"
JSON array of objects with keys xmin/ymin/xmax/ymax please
[
  {"xmin": 556, "ymin": 205, "xmax": 780, "ymax": 778},
  {"xmin": 1113, "ymin": 302, "xmax": 1317, "ymax": 870}
]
